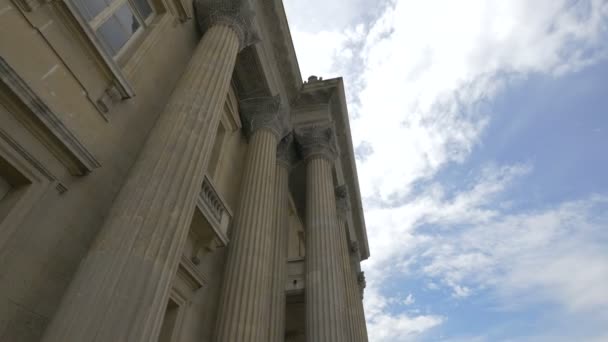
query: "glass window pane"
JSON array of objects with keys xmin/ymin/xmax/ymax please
[
  {"xmin": 115, "ymin": 3, "xmax": 141, "ymax": 35},
  {"xmin": 72, "ymin": 0, "xmax": 112, "ymax": 21},
  {"xmin": 132, "ymin": 0, "xmax": 153, "ymax": 20},
  {"xmin": 96, "ymin": 4, "xmax": 140, "ymax": 56},
  {"xmin": 97, "ymin": 16, "xmax": 127, "ymax": 55}
]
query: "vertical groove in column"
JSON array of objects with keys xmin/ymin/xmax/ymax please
[
  {"xmin": 305, "ymin": 157, "xmax": 347, "ymax": 342},
  {"xmin": 269, "ymin": 163, "xmax": 289, "ymax": 341},
  {"xmin": 337, "ymin": 216, "xmax": 357, "ymax": 341},
  {"xmin": 215, "ymin": 129, "xmax": 278, "ymax": 342},
  {"xmin": 42, "ymin": 25, "xmax": 240, "ymax": 342}
]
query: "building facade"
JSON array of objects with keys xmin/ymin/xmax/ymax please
[{"xmin": 0, "ymin": 0, "xmax": 369, "ymax": 341}]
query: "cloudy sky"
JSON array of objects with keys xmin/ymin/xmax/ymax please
[{"xmin": 283, "ymin": 0, "xmax": 608, "ymax": 341}]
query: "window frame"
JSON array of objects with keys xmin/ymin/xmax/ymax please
[{"xmin": 72, "ymin": 0, "xmax": 157, "ymax": 62}]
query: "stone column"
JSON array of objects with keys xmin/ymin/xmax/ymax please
[
  {"xmin": 42, "ymin": 3, "xmax": 256, "ymax": 342},
  {"xmin": 214, "ymin": 96, "xmax": 287, "ymax": 342},
  {"xmin": 297, "ymin": 126, "xmax": 347, "ymax": 342},
  {"xmin": 336, "ymin": 185, "xmax": 369, "ymax": 342},
  {"xmin": 268, "ymin": 134, "xmax": 293, "ymax": 342}
]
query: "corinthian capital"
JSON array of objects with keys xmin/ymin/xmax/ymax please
[
  {"xmin": 295, "ymin": 125, "xmax": 338, "ymax": 162},
  {"xmin": 240, "ymin": 96, "xmax": 289, "ymax": 139},
  {"xmin": 357, "ymin": 271, "xmax": 367, "ymax": 298},
  {"xmin": 196, "ymin": 0, "xmax": 259, "ymax": 50},
  {"xmin": 335, "ymin": 184, "xmax": 351, "ymax": 217},
  {"xmin": 276, "ymin": 132, "xmax": 295, "ymax": 168}
]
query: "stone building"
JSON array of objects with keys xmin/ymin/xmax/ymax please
[{"xmin": 0, "ymin": 0, "xmax": 369, "ymax": 340}]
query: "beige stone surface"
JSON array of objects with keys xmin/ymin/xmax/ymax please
[{"xmin": 0, "ymin": 0, "xmax": 370, "ymax": 341}]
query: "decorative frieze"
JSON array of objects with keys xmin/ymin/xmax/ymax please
[
  {"xmin": 195, "ymin": 0, "xmax": 259, "ymax": 51},
  {"xmin": 240, "ymin": 95, "xmax": 289, "ymax": 139},
  {"xmin": 295, "ymin": 125, "xmax": 338, "ymax": 162}
]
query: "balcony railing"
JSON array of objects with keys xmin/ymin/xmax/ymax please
[{"xmin": 196, "ymin": 174, "xmax": 231, "ymax": 247}]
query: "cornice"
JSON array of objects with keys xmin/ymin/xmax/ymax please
[{"xmin": 257, "ymin": 0, "xmax": 302, "ymax": 102}]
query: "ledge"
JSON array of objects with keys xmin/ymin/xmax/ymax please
[{"xmin": 0, "ymin": 57, "xmax": 101, "ymax": 176}]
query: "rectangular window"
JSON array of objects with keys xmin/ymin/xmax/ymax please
[{"xmin": 71, "ymin": 0, "xmax": 155, "ymax": 58}]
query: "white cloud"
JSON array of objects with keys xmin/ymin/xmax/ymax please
[
  {"xmin": 364, "ymin": 284, "xmax": 444, "ymax": 342},
  {"xmin": 417, "ymin": 195, "xmax": 608, "ymax": 314},
  {"xmin": 351, "ymin": 0, "xmax": 608, "ymax": 199},
  {"xmin": 285, "ymin": 0, "xmax": 608, "ymax": 340},
  {"xmin": 404, "ymin": 293, "xmax": 415, "ymax": 305}
]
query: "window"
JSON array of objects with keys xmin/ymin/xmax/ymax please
[{"xmin": 71, "ymin": 0, "xmax": 155, "ymax": 58}]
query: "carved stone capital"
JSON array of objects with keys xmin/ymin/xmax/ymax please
[
  {"xmin": 295, "ymin": 125, "xmax": 338, "ymax": 162},
  {"xmin": 349, "ymin": 240, "xmax": 360, "ymax": 255},
  {"xmin": 357, "ymin": 271, "xmax": 366, "ymax": 298},
  {"xmin": 276, "ymin": 132, "xmax": 295, "ymax": 169},
  {"xmin": 195, "ymin": 0, "xmax": 259, "ymax": 51},
  {"xmin": 335, "ymin": 184, "xmax": 351, "ymax": 218},
  {"xmin": 240, "ymin": 96, "xmax": 289, "ymax": 140}
]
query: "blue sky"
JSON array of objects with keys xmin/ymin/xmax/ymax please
[{"xmin": 284, "ymin": 0, "xmax": 608, "ymax": 341}]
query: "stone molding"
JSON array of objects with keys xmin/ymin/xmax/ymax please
[
  {"xmin": 195, "ymin": 0, "xmax": 259, "ymax": 51},
  {"xmin": 295, "ymin": 125, "xmax": 338, "ymax": 162},
  {"xmin": 335, "ymin": 184, "xmax": 351, "ymax": 217},
  {"xmin": 240, "ymin": 95, "xmax": 288, "ymax": 139},
  {"xmin": 0, "ymin": 57, "xmax": 101, "ymax": 176}
]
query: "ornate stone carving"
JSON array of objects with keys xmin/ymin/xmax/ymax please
[
  {"xmin": 195, "ymin": 0, "xmax": 259, "ymax": 51},
  {"xmin": 240, "ymin": 95, "xmax": 289, "ymax": 139},
  {"xmin": 276, "ymin": 132, "xmax": 296, "ymax": 168},
  {"xmin": 357, "ymin": 271, "xmax": 366, "ymax": 298},
  {"xmin": 349, "ymin": 240, "xmax": 360, "ymax": 255},
  {"xmin": 335, "ymin": 184, "xmax": 351, "ymax": 218},
  {"xmin": 295, "ymin": 125, "xmax": 338, "ymax": 162}
]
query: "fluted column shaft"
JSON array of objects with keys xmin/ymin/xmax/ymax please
[
  {"xmin": 42, "ymin": 24, "xmax": 242, "ymax": 342},
  {"xmin": 336, "ymin": 192, "xmax": 357, "ymax": 341},
  {"xmin": 304, "ymin": 157, "xmax": 347, "ymax": 342},
  {"xmin": 268, "ymin": 147, "xmax": 290, "ymax": 342},
  {"xmin": 214, "ymin": 127, "xmax": 280, "ymax": 341},
  {"xmin": 351, "ymin": 252, "xmax": 369, "ymax": 341},
  {"xmin": 336, "ymin": 186, "xmax": 369, "ymax": 342}
]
